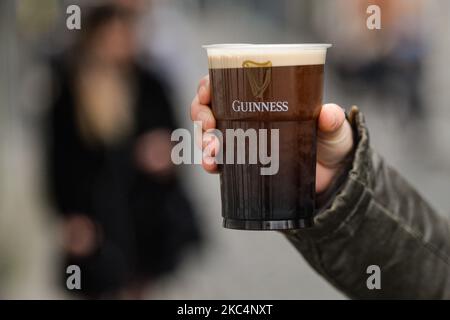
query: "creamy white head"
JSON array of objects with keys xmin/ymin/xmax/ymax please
[{"xmin": 204, "ymin": 44, "xmax": 331, "ymax": 69}]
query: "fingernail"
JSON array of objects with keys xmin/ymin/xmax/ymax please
[
  {"xmin": 198, "ymin": 83, "xmax": 204, "ymax": 94},
  {"xmin": 202, "ymin": 134, "xmax": 211, "ymax": 149},
  {"xmin": 197, "ymin": 110, "xmax": 210, "ymax": 124},
  {"xmin": 199, "ymin": 85, "xmax": 208, "ymax": 98},
  {"xmin": 331, "ymin": 112, "xmax": 338, "ymax": 129},
  {"xmin": 198, "ymin": 77, "xmax": 208, "ymax": 94}
]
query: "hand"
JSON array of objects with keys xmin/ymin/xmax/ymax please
[
  {"xmin": 190, "ymin": 75, "xmax": 354, "ymax": 194},
  {"xmin": 135, "ymin": 129, "xmax": 175, "ymax": 177},
  {"xmin": 62, "ymin": 214, "xmax": 98, "ymax": 257}
]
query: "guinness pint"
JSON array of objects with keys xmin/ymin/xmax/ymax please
[{"xmin": 204, "ymin": 44, "xmax": 331, "ymax": 230}]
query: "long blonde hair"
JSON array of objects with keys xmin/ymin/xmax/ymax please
[
  {"xmin": 75, "ymin": 64, "xmax": 134, "ymax": 146},
  {"xmin": 72, "ymin": 4, "xmax": 137, "ymax": 146}
]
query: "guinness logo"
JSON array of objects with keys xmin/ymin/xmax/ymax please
[{"xmin": 242, "ymin": 60, "xmax": 272, "ymax": 99}]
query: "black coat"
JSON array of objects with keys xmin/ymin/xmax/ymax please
[{"xmin": 45, "ymin": 56, "xmax": 201, "ymax": 295}]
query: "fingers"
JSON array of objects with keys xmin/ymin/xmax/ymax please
[
  {"xmin": 317, "ymin": 104, "xmax": 354, "ymax": 168},
  {"xmin": 197, "ymin": 75, "xmax": 211, "ymax": 105},
  {"xmin": 316, "ymin": 162, "xmax": 339, "ymax": 194},
  {"xmin": 191, "ymin": 75, "xmax": 219, "ymax": 173},
  {"xmin": 318, "ymin": 103, "xmax": 346, "ymax": 133},
  {"xmin": 190, "ymin": 75, "xmax": 215, "ymax": 131},
  {"xmin": 191, "ymin": 96, "xmax": 216, "ymax": 130},
  {"xmin": 191, "ymin": 80, "xmax": 354, "ymax": 177},
  {"xmin": 202, "ymin": 131, "xmax": 220, "ymax": 173}
]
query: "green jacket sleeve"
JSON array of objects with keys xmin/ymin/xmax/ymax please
[{"xmin": 285, "ymin": 107, "xmax": 450, "ymax": 299}]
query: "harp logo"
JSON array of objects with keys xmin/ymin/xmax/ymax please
[
  {"xmin": 242, "ymin": 60, "xmax": 272, "ymax": 98},
  {"xmin": 232, "ymin": 60, "xmax": 288, "ymax": 113}
]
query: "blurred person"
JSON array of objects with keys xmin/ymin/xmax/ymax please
[
  {"xmin": 191, "ymin": 75, "xmax": 450, "ymax": 299},
  {"xmin": 317, "ymin": 0, "xmax": 427, "ymax": 117},
  {"xmin": 45, "ymin": 3, "xmax": 201, "ymax": 298}
]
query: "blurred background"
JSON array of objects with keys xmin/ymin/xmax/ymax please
[{"xmin": 1, "ymin": 0, "xmax": 450, "ymax": 299}]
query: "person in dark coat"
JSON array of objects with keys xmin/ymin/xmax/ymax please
[{"xmin": 45, "ymin": 4, "xmax": 201, "ymax": 298}]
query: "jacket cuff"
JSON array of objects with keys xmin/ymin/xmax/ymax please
[{"xmin": 287, "ymin": 106, "xmax": 373, "ymax": 240}]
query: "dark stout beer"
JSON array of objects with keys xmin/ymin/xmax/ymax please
[{"xmin": 205, "ymin": 44, "xmax": 330, "ymax": 230}]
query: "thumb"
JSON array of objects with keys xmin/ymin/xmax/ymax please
[{"xmin": 317, "ymin": 104, "xmax": 354, "ymax": 168}]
